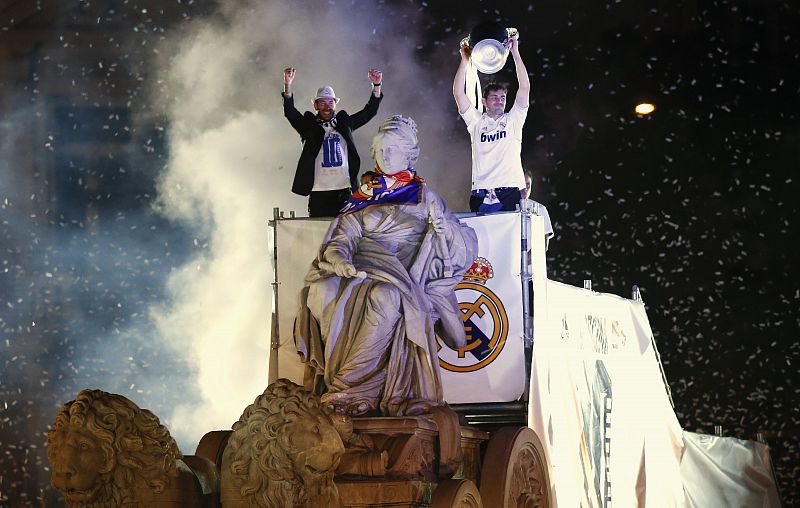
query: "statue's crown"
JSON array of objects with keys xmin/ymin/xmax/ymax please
[{"xmin": 462, "ymin": 257, "xmax": 493, "ymax": 284}]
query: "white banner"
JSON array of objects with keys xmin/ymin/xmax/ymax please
[
  {"xmin": 528, "ymin": 281, "xmax": 685, "ymax": 507},
  {"xmin": 273, "ymin": 219, "xmax": 331, "ymax": 385},
  {"xmin": 272, "ymin": 213, "xmax": 527, "ymax": 404},
  {"xmin": 439, "ymin": 213, "xmax": 525, "ymax": 403}
]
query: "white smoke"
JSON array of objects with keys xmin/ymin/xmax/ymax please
[{"xmin": 149, "ymin": 0, "xmax": 470, "ymax": 448}]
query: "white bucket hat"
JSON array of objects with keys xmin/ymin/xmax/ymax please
[{"xmin": 313, "ymin": 85, "xmax": 340, "ymax": 104}]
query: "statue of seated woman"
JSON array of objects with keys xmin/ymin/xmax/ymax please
[{"xmin": 294, "ymin": 115, "xmax": 478, "ymax": 417}]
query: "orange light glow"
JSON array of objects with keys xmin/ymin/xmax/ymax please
[{"xmin": 635, "ymin": 103, "xmax": 655, "ymax": 115}]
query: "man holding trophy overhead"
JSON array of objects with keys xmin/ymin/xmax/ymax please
[{"xmin": 453, "ymin": 23, "xmax": 531, "ymax": 213}]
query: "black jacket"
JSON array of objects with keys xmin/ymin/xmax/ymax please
[{"xmin": 283, "ymin": 92, "xmax": 383, "ymax": 196}]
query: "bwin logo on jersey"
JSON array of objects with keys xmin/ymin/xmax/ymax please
[
  {"xmin": 437, "ymin": 257, "xmax": 509, "ymax": 373},
  {"xmin": 480, "ymin": 130, "xmax": 507, "ymax": 143}
]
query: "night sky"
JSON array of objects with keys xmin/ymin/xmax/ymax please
[{"xmin": 1, "ymin": 0, "xmax": 798, "ymax": 505}]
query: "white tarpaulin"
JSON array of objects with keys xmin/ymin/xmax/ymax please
[
  {"xmin": 681, "ymin": 432, "xmax": 782, "ymax": 507},
  {"xmin": 528, "ymin": 280, "xmax": 686, "ymax": 507},
  {"xmin": 526, "ymin": 277, "xmax": 782, "ymax": 507},
  {"xmin": 272, "ymin": 218, "xmax": 331, "ymax": 385}
]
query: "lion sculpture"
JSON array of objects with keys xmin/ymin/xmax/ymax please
[
  {"xmin": 221, "ymin": 379, "xmax": 346, "ymax": 508},
  {"xmin": 47, "ymin": 389, "xmax": 203, "ymax": 507}
]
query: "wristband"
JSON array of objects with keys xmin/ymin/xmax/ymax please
[{"xmin": 372, "ymin": 82, "xmax": 382, "ymax": 87}]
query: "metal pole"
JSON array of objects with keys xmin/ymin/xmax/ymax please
[
  {"xmin": 268, "ymin": 207, "xmax": 281, "ymax": 384},
  {"xmin": 631, "ymin": 284, "xmax": 642, "ymax": 303},
  {"xmin": 521, "ymin": 209, "xmax": 533, "ymax": 349},
  {"xmin": 520, "ymin": 208, "xmax": 533, "ymax": 404},
  {"xmin": 634, "ymin": 284, "xmax": 675, "ymax": 409}
]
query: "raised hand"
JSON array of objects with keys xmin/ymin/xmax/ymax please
[
  {"xmin": 459, "ymin": 43, "xmax": 472, "ymax": 61},
  {"xmin": 368, "ymin": 68, "xmax": 383, "ymax": 85},
  {"xmin": 284, "ymin": 67, "xmax": 296, "ymax": 86}
]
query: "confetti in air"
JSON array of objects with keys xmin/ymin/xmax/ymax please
[{"xmin": 1, "ymin": 0, "xmax": 797, "ymax": 505}]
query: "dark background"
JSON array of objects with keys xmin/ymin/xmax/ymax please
[{"xmin": 1, "ymin": 0, "xmax": 797, "ymax": 505}]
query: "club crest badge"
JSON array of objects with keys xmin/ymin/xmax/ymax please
[{"xmin": 437, "ymin": 257, "xmax": 509, "ymax": 372}]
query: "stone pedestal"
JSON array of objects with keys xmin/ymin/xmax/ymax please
[
  {"xmin": 454, "ymin": 425, "xmax": 489, "ymax": 485},
  {"xmin": 336, "ymin": 416, "xmax": 489, "ymax": 508},
  {"xmin": 346, "ymin": 416, "xmax": 438, "ymax": 481}
]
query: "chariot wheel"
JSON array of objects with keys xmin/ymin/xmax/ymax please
[
  {"xmin": 194, "ymin": 430, "xmax": 232, "ymax": 468},
  {"xmin": 479, "ymin": 426, "xmax": 551, "ymax": 508},
  {"xmin": 430, "ymin": 478, "xmax": 483, "ymax": 508}
]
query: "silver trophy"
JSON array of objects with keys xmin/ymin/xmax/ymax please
[{"xmin": 460, "ymin": 21, "xmax": 519, "ymax": 74}]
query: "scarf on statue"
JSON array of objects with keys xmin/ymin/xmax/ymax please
[{"xmin": 339, "ymin": 168, "xmax": 424, "ymax": 215}]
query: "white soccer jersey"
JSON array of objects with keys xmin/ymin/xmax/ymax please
[
  {"xmin": 461, "ymin": 102, "xmax": 528, "ymax": 190},
  {"xmin": 312, "ymin": 123, "xmax": 350, "ymax": 191}
]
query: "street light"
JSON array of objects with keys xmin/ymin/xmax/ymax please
[{"xmin": 635, "ymin": 102, "xmax": 656, "ymax": 115}]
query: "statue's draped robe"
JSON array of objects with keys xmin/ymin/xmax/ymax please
[{"xmin": 295, "ymin": 187, "xmax": 477, "ymax": 416}]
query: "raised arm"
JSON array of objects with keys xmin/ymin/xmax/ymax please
[
  {"xmin": 452, "ymin": 44, "xmax": 474, "ymax": 115},
  {"xmin": 282, "ymin": 66, "xmax": 296, "ymax": 98},
  {"xmin": 508, "ymin": 37, "xmax": 530, "ymax": 107},
  {"xmin": 349, "ymin": 68, "xmax": 384, "ymax": 130},
  {"xmin": 281, "ymin": 66, "xmax": 304, "ymax": 133},
  {"xmin": 368, "ymin": 68, "xmax": 382, "ymax": 99}
]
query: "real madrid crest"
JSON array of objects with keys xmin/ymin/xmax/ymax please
[{"xmin": 437, "ymin": 257, "xmax": 509, "ymax": 372}]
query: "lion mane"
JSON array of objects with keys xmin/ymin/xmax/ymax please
[
  {"xmin": 47, "ymin": 389, "xmax": 182, "ymax": 507},
  {"xmin": 222, "ymin": 379, "xmax": 345, "ymax": 508}
]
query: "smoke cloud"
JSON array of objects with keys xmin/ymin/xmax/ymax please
[{"xmin": 150, "ymin": 0, "xmax": 469, "ymax": 448}]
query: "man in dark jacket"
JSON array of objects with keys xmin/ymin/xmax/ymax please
[{"xmin": 282, "ymin": 67, "xmax": 383, "ymax": 217}]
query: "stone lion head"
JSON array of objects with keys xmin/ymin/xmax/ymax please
[
  {"xmin": 47, "ymin": 389, "xmax": 182, "ymax": 507},
  {"xmin": 222, "ymin": 379, "xmax": 346, "ymax": 508}
]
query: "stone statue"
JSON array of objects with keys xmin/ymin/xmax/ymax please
[
  {"xmin": 47, "ymin": 389, "xmax": 204, "ymax": 507},
  {"xmin": 295, "ymin": 115, "xmax": 478, "ymax": 417},
  {"xmin": 221, "ymin": 379, "xmax": 346, "ymax": 508}
]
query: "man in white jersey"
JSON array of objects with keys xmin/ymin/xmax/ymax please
[
  {"xmin": 283, "ymin": 67, "xmax": 383, "ymax": 217},
  {"xmin": 453, "ymin": 36, "xmax": 531, "ymax": 213}
]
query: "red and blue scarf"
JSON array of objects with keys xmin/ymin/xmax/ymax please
[{"xmin": 339, "ymin": 168, "xmax": 424, "ymax": 215}]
